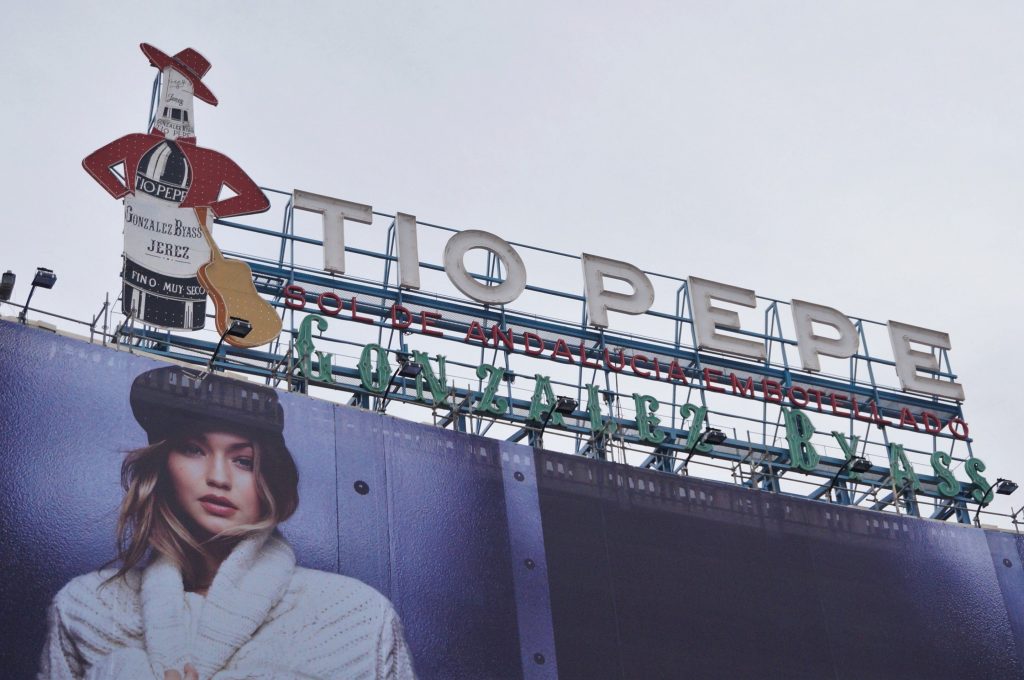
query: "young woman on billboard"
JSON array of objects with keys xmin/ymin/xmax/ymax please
[{"xmin": 38, "ymin": 366, "xmax": 415, "ymax": 679}]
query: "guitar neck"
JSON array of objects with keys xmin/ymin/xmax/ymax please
[{"xmin": 194, "ymin": 207, "xmax": 223, "ymax": 261}]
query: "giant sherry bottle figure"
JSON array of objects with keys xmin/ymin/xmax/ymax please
[{"xmin": 83, "ymin": 44, "xmax": 272, "ymax": 338}]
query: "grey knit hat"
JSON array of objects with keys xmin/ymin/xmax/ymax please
[{"xmin": 130, "ymin": 366, "xmax": 285, "ymax": 443}]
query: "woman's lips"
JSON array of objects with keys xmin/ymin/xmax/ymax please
[{"xmin": 199, "ymin": 495, "xmax": 238, "ymax": 517}]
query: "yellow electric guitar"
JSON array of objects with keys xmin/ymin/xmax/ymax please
[{"xmin": 195, "ymin": 207, "xmax": 282, "ymax": 348}]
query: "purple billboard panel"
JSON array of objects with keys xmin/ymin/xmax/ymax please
[
  {"xmin": 2, "ymin": 319, "xmax": 1023, "ymax": 679},
  {"xmin": 0, "ymin": 322, "xmax": 530, "ymax": 679},
  {"xmin": 535, "ymin": 452, "xmax": 1024, "ymax": 679}
]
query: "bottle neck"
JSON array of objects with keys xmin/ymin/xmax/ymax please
[{"xmin": 152, "ymin": 67, "xmax": 196, "ymax": 140}]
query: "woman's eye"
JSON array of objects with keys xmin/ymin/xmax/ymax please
[
  {"xmin": 234, "ymin": 457, "xmax": 254, "ymax": 471},
  {"xmin": 182, "ymin": 443, "xmax": 203, "ymax": 456}
]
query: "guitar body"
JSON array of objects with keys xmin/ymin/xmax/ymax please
[
  {"xmin": 198, "ymin": 259, "xmax": 282, "ymax": 348},
  {"xmin": 194, "ymin": 207, "xmax": 282, "ymax": 349}
]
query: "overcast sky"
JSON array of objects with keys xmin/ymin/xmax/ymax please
[{"xmin": 2, "ymin": 1, "xmax": 1022, "ymax": 523}]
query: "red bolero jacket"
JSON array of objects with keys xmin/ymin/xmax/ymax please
[{"xmin": 82, "ymin": 131, "xmax": 270, "ymax": 218}]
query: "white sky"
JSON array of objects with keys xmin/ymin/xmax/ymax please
[{"xmin": 2, "ymin": 1, "xmax": 1022, "ymax": 525}]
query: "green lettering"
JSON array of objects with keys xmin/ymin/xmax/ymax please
[
  {"xmin": 474, "ymin": 364, "xmax": 508, "ymax": 415},
  {"xmin": 632, "ymin": 393, "xmax": 667, "ymax": 445},
  {"xmin": 887, "ymin": 442, "xmax": 921, "ymax": 492},
  {"xmin": 965, "ymin": 458, "xmax": 992, "ymax": 504},
  {"xmin": 412, "ymin": 351, "xmax": 449, "ymax": 406},
  {"xmin": 528, "ymin": 375, "xmax": 564, "ymax": 426},
  {"xmin": 930, "ymin": 450, "xmax": 960, "ymax": 498},
  {"xmin": 783, "ymin": 407, "xmax": 819, "ymax": 472},
  {"xmin": 830, "ymin": 431, "xmax": 863, "ymax": 482},
  {"xmin": 584, "ymin": 384, "xmax": 616, "ymax": 437},
  {"xmin": 679, "ymin": 403, "xmax": 710, "ymax": 452},
  {"xmin": 358, "ymin": 343, "xmax": 391, "ymax": 394},
  {"xmin": 294, "ymin": 314, "xmax": 334, "ymax": 383}
]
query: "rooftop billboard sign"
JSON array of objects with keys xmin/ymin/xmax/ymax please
[{"xmin": 80, "ymin": 43, "xmax": 1002, "ymax": 523}]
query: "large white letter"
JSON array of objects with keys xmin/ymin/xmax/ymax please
[
  {"xmin": 581, "ymin": 253, "xmax": 655, "ymax": 328},
  {"xmin": 887, "ymin": 321, "xmax": 965, "ymax": 400},
  {"xmin": 791, "ymin": 300, "xmax": 859, "ymax": 371},
  {"xmin": 395, "ymin": 212, "xmax": 420, "ymax": 290},
  {"xmin": 292, "ymin": 189, "xmax": 373, "ymax": 274},
  {"xmin": 688, "ymin": 277, "xmax": 764, "ymax": 360},
  {"xmin": 443, "ymin": 230, "xmax": 527, "ymax": 305}
]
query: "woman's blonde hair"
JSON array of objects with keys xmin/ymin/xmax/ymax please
[{"xmin": 111, "ymin": 429, "xmax": 299, "ymax": 588}]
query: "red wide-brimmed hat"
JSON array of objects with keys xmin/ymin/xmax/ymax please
[{"xmin": 140, "ymin": 43, "xmax": 218, "ymax": 106}]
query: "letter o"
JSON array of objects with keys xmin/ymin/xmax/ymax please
[
  {"xmin": 443, "ymin": 230, "xmax": 526, "ymax": 305},
  {"xmin": 317, "ymin": 292, "xmax": 343, "ymax": 316},
  {"xmin": 947, "ymin": 417, "xmax": 969, "ymax": 440}
]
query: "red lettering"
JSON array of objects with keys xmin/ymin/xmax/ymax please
[
  {"xmin": 551, "ymin": 339, "xmax": 575, "ymax": 363},
  {"xmin": 730, "ymin": 374, "xmax": 755, "ymax": 398},
  {"xmin": 806, "ymin": 388, "xmax": 825, "ymax": 410},
  {"xmin": 867, "ymin": 400, "xmax": 889, "ymax": 426},
  {"xmin": 948, "ymin": 418, "xmax": 969, "ymax": 440},
  {"xmin": 390, "ymin": 304, "xmax": 412, "ymax": 330},
  {"xmin": 668, "ymin": 360, "xmax": 688, "ymax": 384},
  {"xmin": 604, "ymin": 348, "xmax": 625, "ymax": 372},
  {"xmin": 921, "ymin": 411, "xmax": 942, "ymax": 434},
  {"xmin": 787, "ymin": 386, "xmax": 808, "ymax": 407},
  {"xmin": 578, "ymin": 343, "xmax": 600, "ymax": 368},
  {"xmin": 762, "ymin": 379, "xmax": 783, "ymax": 404},
  {"xmin": 704, "ymin": 368, "xmax": 726, "ymax": 393},
  {"xmin": 850, "ymin": 397, "xmax": 873, "ymax": 423},
  {"xmin": 465, "ymin": 321, "xmax": 487, "ymax": 344},
  {"xmin": 421, "ymin": 310, "xmax": 444, "ymax": 337},
  {"xmin": 284, "ymin": 284, "xmax": 307, "ymax": 310},
  {"xmin": 317, "ymin": 292, "xmax": 343, "ymax": 317},
  {"xmin": 898, "ymin": 408, "xmax": 920, "ymax": 431},
  {"xmin": 490, "ymin": 325, "xmax": 514, "ymax": 350},
  {"xmin": 829, "ymin": 393, "xmax": 849, "ymax": 417},
  {"xmin": 349, "ymin": 296, "xmax": 373, "ymax": 324},
  {"xmin": 653, "ymin": 357, "xmax": 662, "ymax": 380},
  {"xmin": 630, "ymin": 354, "xmax": 651, "ymax": 377},
  {"xmin": 522, "ymin": 332, "xmax": 545, "ymax": 356}
]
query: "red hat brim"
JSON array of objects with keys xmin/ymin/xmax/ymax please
[{"xmin": 140, "ymin": 43, "xmax": 218, "ymax": 106}]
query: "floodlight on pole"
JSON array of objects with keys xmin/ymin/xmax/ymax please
[
  {"xmin": 18, "ymin": 267, "xmax": 57, "ymax": 323},
  {"xmin": 973, "ymin": 478, "xmax": 1018, "ymax": 527},
  {"xmin": 378, "ymin": 351, "xmax": 423, "ymax": 413},
  {"xmin": 535, "ymin": 396, "xmax": 578, "ymax": 449},
  {"xmin": 207, "ymin": 317, "xmax": 252, "ymax": 371},
  {"xmin": 827, "ymin": 456, "xmax": 873, "ymax": 503},
  {"xmin": 698, "ymin": 428, "xmax": 728, "ymax": 447}
]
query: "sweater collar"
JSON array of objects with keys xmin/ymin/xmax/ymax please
[{"xmin": 140, "ymin": 530, "xmax": 296, "ymax": 677}]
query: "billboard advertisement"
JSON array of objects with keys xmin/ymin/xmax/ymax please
[{"xmin": 2, "ymin": 320, "xmax": 1023, "ymax": 679}]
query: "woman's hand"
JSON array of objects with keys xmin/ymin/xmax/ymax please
[{"xmin": 164, "ymin": 663, "xmax": 199, "ymax": 680}]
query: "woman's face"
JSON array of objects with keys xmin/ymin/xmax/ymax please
[{"xmin": 166, "ymin": 430, "xmax": 262, "ymax": 537}]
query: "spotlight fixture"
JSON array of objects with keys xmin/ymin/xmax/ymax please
[
  {"xmin": 378, "ymin": 351, "xmax": 422, "ymax": 412},
  {"xmin": 392, "ymin": 350, "xmax": 422, "ymax": 380},
  {"xmin": 18, "ymin": 267, "xmax": 57, "ymax": 323},
  {"xmin": 850, "ymin": 457, "xmax": 874, "ymax": 474},
  {"xmin": 207, "ymin": 316, "xmax": 251, "ymax": 371},
  {"xmin": 995, "ymin": 479, "xmax": 1019, "ymax": 496},
  {"xmin": 553, "ymin": 396, "xmax": 579, "ymax": 416},
  {"xmin": 534, "ymin": 395, "xmax": 578, "ymax": 449},
  {"xmin": 398, "ymin": 362, "xmax": 422, "ymax": 379},
  {"xmin": 227, "ymin": 318, "xmax": 252, "ymax": 338},
  {"xmin": 0, "ymin": 270, "xmax": 15, "ymax": 302},
  {"xmin": 699, "ymin": 428, "xmax": 728, "ymax": 446},
  {"xmin": 32, "ymin": 268, "xmax": 57, "ymax": 289},
  {"xmin": 827, "ymin": 455, "xmax": 872, "ymax": 503},
  {"xmin": 972, "ymin": 477, "xmax": 1017, "ymax": 527}
]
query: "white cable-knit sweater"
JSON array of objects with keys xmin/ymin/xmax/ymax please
[{"xmin": 38, "ymin": 532, "xmax": 416, "ymax": 679}]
